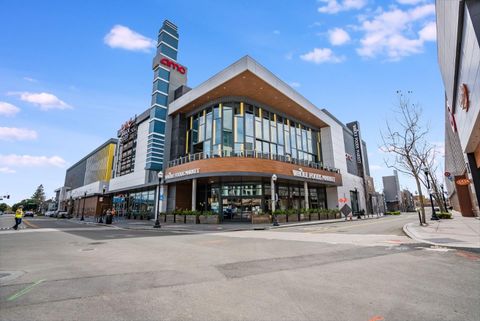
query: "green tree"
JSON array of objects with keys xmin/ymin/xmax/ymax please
[
  {"xmin": 12, "ymin": 199, "xmax": 37, "ymax": 211},
  {"xmin": 0, "ymin": 202, "xmax": 10, "ymax": 212},
  {"xmin": 31, "ymin": 184, "xmax": 46, "ymax": 211}
]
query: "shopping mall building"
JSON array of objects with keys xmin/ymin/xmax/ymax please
[
  {"xmin": 437, "ymin": 0, "xmax": 480, "ymax": 216},
  {"xmin": 58, "ymin": 20, "xmax": 376, "ymax": 222}
]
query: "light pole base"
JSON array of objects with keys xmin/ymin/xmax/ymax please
[
  {"xmin": 80, "ymin": 216, "xmax": 84, "ymax": 221},
  {"xmin": 154, "ymin": 219, "xmax": 161, "ymax": 228}
]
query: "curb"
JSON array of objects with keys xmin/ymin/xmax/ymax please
[
  {"xmin": 267, "ymin": 215, "xmax": 385, "ymax": 230},
  {"xmin": 402, "ymin": 223, "xmax": 479, "ymax": 250}
]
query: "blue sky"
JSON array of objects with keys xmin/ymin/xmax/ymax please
[{"xmin": 0, "ymin": 0, "xmax": 443, "ymax": 205}]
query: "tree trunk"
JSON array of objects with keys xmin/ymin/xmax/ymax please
[{"xmin": 415, "ymin": 175, "xmax": 426, "ymax": 224}]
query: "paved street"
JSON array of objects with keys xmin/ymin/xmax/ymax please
[{"xmin": 1, "ymin": 213, "xmax": 479, "ymax": 321}]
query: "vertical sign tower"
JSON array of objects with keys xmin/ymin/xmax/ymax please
[{"xmin": 146, "ymin": 20, "xmax": 185, "ymax": 171}]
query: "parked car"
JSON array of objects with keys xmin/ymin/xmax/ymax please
[
  {"xmin": 57, "ymin": 211, "xmax": 70, "ymax": 218},
  {"xmin": 45, "ymin": 211, "xmax": 55, "ymax": 217},
  {"xmin": 24, "ymin": 211, "xmax": 34, "ymax": 217}
]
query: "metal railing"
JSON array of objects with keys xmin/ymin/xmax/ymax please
[{"xmin": 167, "ymin": 150, "xmax": 340, "ymax": 173}]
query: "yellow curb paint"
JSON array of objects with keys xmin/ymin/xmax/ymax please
[{"xmin": 7, "ymin": 279, "xmax": 46, "ymax": 301}]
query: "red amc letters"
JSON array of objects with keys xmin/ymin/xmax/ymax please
[{"xmin": 160, "ymin": 58, "xmax": 186, "ymax": 75}]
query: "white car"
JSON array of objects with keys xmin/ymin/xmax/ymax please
[{"xmin": 45, "ymin": 211, "xmax": 55, "ymax": 217}]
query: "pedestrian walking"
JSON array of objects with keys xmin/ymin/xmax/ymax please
[
  {"xmin": 111, "ymin": 208, "xmax": 116, "ymax": 222},
  {"xmin": 12, "ymin": 206, "xmax": 24, "ymax": 230}
]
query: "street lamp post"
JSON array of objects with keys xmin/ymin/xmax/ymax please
[
  {"xmin": 271, "ymin": 174, "xmax": 279, "ymax": 226},
  {"xmin": 440, "ymin": 184, "xmax": 448, "ymax": 212},
  {"xmin": 154, "ymin": 171, "xmax": 163, "ymax": 228},
  {"xmin": 423, "ymin": 168, "xmax": 439, "ymax": 220},
  {"xmin": 81, "ymin": 191, "xmax": 86, "ymax": 221}
]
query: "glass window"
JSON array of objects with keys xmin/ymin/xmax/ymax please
[
  {"xmin": 262, "ymin": 113, "xmax": 270, "ymax": 141},
  {"xmin": 302, "ymin": 127, "xmax": 308, "ymax": 151},
  {"xmin": 284, "ymin": 128, "xmax": 290, "ymax": 155},
  {"xmin": 278, "ymin": 145, "xmax": 284, "ymax": 156},
  {"xmin": 255, "ymin": 139, "xmax": 262, "ymax": 152},
  {"xmin": 263, "ymin": 141, "xmax": 269, "ymax": 154},
  {"xmin": 149, "ymin": 120, "xmax": 165, "ymax": 134},
  {"xmin": 245, "ymin": 112, "xmax": 254, "ymax": 136},
  {"xmin": 214, "ymin": 119, "xmax": 221, "ymax": 145},
  {"xmin": 234, "ymin": 115, "xmax": 244, "ymax": 143},
  {"xmin": 204, "ymin": 140, "xmax": 211, "ymax": 157},
  {"xmin": 153, "ymin": 79, "xmax": 169, "ymax": 93},
  {"xmin": 152, "ymin": 93, "xmax": 168, "ymax": 106},
  {"xmin": 245, "ymin": 136, "xmax": 254, "ymax": 151},
  {"xmin": 214, "ymin": 105, "xmax": 220, "ymax": 119},
  {"xmin": 159, "ymin": 43, "xmax": 177, "ymax": 60},
  {"xmin": 255, "ymin": 120, "xmax": 262, "ymax": 139},
  {"xmin": 277, "ymin": 122, "xmax": 284, "ymax": 145},
  {"xmin": 154, "ymin": 67, "xmax": 169, "ymax": 81},
  {"xmin": 151, "ymin": 106, "xmax": 167, "ymax": 119},
  {"xmin": 223, "ymin": 106, "xmax": 232, "ymax": 130},
  {"xmin": 159, "ymin": 32, "xmax": 179, "ymax": 49},
  {"xmin": 270, "ymin": 143, "xmax": 277, "ymax": 155},
  {"xmin": 270, "ymin": 125, "xmax": 276, "ymax": 143},
  {"xmin": 205, "ymin": 109, "xmax": 212, "ymax": 139}
]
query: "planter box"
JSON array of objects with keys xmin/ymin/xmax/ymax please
[
  {"xmin": 175, "ymin": 214, "xmax": 186, "ymax": 223},
  {"xmin": 310, "ymin": 213, "xmax": 320, "ymax": 221},
  {"xmin": 185, "ymin": 215, "xmax": 197, "ymax": 224},
  {"xmin": 319, "ymin": 213, "xmax": 328, "ymax": 220},
  {"xmin": 252, "ymin": 214, "xmax": 271, "ymax": 224},
  {"xmin": 166, "ymin": 214, "xmax": 175, "ymax": 223},
  {"xmin": 274, "ymin": 214, "xmax": 287, "ymax": 223},
  {"xmin": 198, "ymin": 215, "xmax": 219, "ymax": 224},
  {"xmin": 287, "ymin": 214, "xmax": 299, "ymax": 222},
  {"xmin": 300, "ymin": 214, "xmax": 309, "ymax": 221}
]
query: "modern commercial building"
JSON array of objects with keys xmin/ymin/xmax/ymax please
[
  {"xmin": 382, "ymin": 170, "xmax": 402, "ymax": 211},
  {"xmin": 436, "ymin": 0, "xmax": 480, "ymax": 216},
  {"xmin": 57, "ymin": 20, "xmax": 375, "ymax": 223},
  {"xmin": 58, "ymin": 139, "xmax": 117, "ymax": 216}
]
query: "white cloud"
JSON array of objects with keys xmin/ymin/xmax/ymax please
[
  {"xmin": 0, "ymin": 102, "xmax": 20, "ymax": 117},
  {"xmin": 289, "ymin": 82, "xmax": 301, "ymax": 88},
  {"xmin": 329, "ymin": 27, "xmax": 351, "ymax": 45},
  {"xmin": 0, "ymin": 154, "xmax": 67, "ymax": 168},
  {"xmin": 356, "ymin": 4, "xmax": 436, "ymax": 60},
  {"xmin": 9, "ymin": 92, "xmax": 72, "ymax": 110},
  {"xmin": 104, "ymin": 25, "xmax": 155, "ymax": 52},
  {"xmin": 318, "ymin": 0, "xmax": 367, "ymax": 14},
  {"xmin": 0, "ymin": 167, "xmax": 15, "ymax": 174},
  {"xmin": 397, "ymin": 0, "xmax": 426, "ymax": 5},
  {"xmin": 23, "ymin": 77, "xmax": 38, "ymax": 82},
  {"xmin": 419, "ymin": 21, "xmax": 436, "ymax": 41},
  {"xmin": 0, "ymin": 127, "xmax": 38, "ymax": 141},
  {"xmin": 300, "ymin": 48, "xmax": 345, "ymax": 64}
]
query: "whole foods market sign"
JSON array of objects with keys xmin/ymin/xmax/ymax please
[
  {"xmin": 165, "ymin": 168, "xmax": 200, "ymax": 180},
  {"xmin": 292, "ymin": 168, "xmax": 336, "ymax": 183}
]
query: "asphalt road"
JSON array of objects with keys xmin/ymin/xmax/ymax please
[{"xmin": 1, "ymin": 213, "xmax": 479, "ymax": 321}]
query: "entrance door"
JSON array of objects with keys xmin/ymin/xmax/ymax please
[
  {"xmin": 222, "ymin": 197, "xmax": 261, "ymax": 222},
  {"xmin": 350, "ymin": 190, "xmax": 359, "ymax": 213}
]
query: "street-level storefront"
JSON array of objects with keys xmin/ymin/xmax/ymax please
[
  {"xmin": 163, "ymin": 155, "xmax": 342, "ymax": 223},
  {"xmin": 111, "ymin": 188, "xmax": 156, "ymax": 219}
]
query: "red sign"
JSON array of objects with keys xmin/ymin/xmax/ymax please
[
  {"xmin": 339, "ymin": 197, "xmax": 348, "ymax": 203},
  {"xmin": 160, "ymin": 57, "xmax": 186, "ymax": 75},
  {"xmin": 444, "ymin": 172, "xmax": 451, "ymax": 177}
]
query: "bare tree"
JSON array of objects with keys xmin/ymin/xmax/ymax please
[
  {"xmin": 416, "ymin": 146, "xmax": 448, "ymax": 213},
  {"xmin": 380, "ymin": 94, "xmax": 429, "ymax": 224}
]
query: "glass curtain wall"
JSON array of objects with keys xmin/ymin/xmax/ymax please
[
  {"xmin": 112, "ymin": 189, "xmax": 156, "ymax": 219},
  {"xmin": 196, "ymin": 181, "xmax": 327, "ymax": 220},
  {"xmin": 186, "ymin": 101, "xmax": 322, "ymax": 163}
]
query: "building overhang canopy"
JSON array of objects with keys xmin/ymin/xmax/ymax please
[{"xmin": 168, "ymin": 56, "xmax": 330, "ymax": 128}]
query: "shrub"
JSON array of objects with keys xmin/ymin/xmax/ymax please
[
  {"xmin": 437, "ymin": 212, "xmax": 452, "ymax": 219},
  {"xmin": 385, "ymin": 211, "xmax": 401, "ymax": 215}
]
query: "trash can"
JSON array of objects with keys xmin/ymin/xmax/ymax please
[{"xmin": 106, "ymin": 214, "xmax": 112, "ymax": 224}]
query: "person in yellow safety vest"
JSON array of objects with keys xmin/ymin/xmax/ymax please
[{"xmin": 13, "ymin": 206, "xmax": 24, "ymax": 230}]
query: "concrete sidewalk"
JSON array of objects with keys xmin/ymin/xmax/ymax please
[
  {"xmin": 403, "ymin": 210, "xmax": 480, "ymax": 249},
  {"xmin": 71, "ymin": 214, "xmax": 385, "ymax": 233}
]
